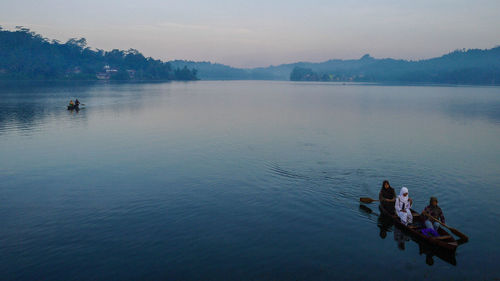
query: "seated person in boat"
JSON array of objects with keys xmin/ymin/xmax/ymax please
[
  {"xmin": 69, "ymin": 100, "xmax": 75, "ymax": 107},
  {"xmin": 422, "ymin": 196, "xmax": 445, "ymax": 231},
  {"xmin": 379, "ymin": 180, "xmax": 396, "ymax": 214},
  {"xmin": 75, "ymin": 99, "xmax": 80, "ymax": 106},
  {"xmin": 395, "ymin": 187, "xmax": 413, "ymax": 225}
]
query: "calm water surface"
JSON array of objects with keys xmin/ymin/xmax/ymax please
[{"xmin": 1, "ymin": 81, "xmax": 500, "ymax": 280}]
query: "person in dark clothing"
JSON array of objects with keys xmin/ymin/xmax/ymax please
[
  {"xmin": 422, "ymin": 197, "xmax": 446, "ymax": 231},
  {"xmin": 75, "ymin": 99, "xmax": 80, "ymax": 106},
  {"xmin": 379, "ymin": 180, "xmax": 396, "ymax": 214}
]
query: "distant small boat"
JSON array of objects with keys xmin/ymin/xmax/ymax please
[
  {"xmin": 67, "ymin": 104, "xmax": 79, "ymax": 110},
  {"xmin": 379, "ymin": 205, "xmax": 458, "ymax": 252}
]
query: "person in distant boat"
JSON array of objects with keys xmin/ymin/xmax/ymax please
[
  {"xmin": 395, "ymin": 186, "xmax": 413, "ymax": 225},
  {"xmin": 75, "ymin": 99, "xmax": 80, "ymax": 106},
  {"xmin": 69, "ymin": 100, "xmax": 75, "ymax": 107},
  {"xmin": 422, "ymin": 197, "xmax": 445, "ymax": 231},
  {"xmin": 379, "ymin": 180, "xmax": 396, "ymax": 214}
]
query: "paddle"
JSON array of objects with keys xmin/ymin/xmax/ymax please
[
  {"xmin": 424, "ymin": 212, "xmax": 469, "ymax": 241},
  {"xmin": 359, "ymin": 204, "xmax": 378, "ymax": 215},
  {"xmin": 360, "ymin": 197, "xmax": 378, "ymax": 203}
]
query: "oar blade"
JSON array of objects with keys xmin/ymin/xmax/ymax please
[{"xmin": 360, "ymin": 197, "xmax": 375, "ymax": 203}]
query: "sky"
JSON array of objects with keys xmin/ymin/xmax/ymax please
[{"xmin": 1, "ymin": 0, "xmax": 499, "ymax": 68}]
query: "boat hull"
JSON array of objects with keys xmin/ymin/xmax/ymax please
[{"xmin": 379, "ymin": 205, "xmax": 458, "ymax": 252}]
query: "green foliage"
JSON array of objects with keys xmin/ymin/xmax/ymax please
[
  {"xmin": 289, "ymin": 49, "xmax": 500, "ymax": 84},
  {"xmin": 110, "ymin": 69, "xmax": 131, "ymax": 81},
  {"xmin": 290, "ymin": 67, "xmax": 320, "ymax": 81},
  {"xmin": 0, "ymin": 27, "xmax": 197, "ymax": 81},
  {"xmin": 174, "ymin": 66, "xmax": 198, "ymax": 81},
  {"xmin": 172, "ymin": 47, "xmax": 500, "ymax": 84}
]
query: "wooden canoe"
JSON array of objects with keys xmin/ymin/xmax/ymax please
[
  {"xmin": 67, "ymin": 104, "xmax": 79, "ymax": 110},
  {"xmin": 379, "ymin": 205, "xmax": 458, "ymax": 252}
]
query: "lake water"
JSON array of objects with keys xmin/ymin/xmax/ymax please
[{"xmin": 1, "ymin": 81, "xmax": 500, "ymax": 280}]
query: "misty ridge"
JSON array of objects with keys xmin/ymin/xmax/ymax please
[
  {"xmin": 173, "ymin": 49, "xmax": 500, "ymax": 85},
  {"xmin": 1, "ymin": 26, "xmax": 500, "ymax": 85}
]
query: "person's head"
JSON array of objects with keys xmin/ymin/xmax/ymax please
[
  {"xmin": 430, "ymin": 197, "xmax": 438, "ymax": 207},
  {"xmin": 400, "ymin": 187, "xmax": 409, "ymax": 197},
  {"xmin": 382, "ymin": 180, "xmax": 390, "ymax": 190}
]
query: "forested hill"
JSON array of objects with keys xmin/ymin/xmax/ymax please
[
  {"xmin": 169, "ymin": 60, "xmax": 291, "ymax": 81},
  {"xmin": 2, "ymin": 26, "xmax": 499, "ymax": 84},
  {"xmin": 289, "ymin": 49, "xmax": 500, "ymax": 84},
  {"xmin": 173, "ymin": 47, "xmax": 500, "ymax": 85},
  {"xmin": 168, "ymin": 60, "xmax": 289, "ymax": 80},
  {"xmin": 0, "ymin": 27, "xmax": 198, "ymax": 81}
]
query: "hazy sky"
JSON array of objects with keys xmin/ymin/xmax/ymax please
[{"xmin": 1, "ymin": 0, "xmax": 499, "ymax": 68}]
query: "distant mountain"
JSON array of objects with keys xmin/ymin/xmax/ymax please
[
  {"xmin": 2, "ymin": 26, "xmax": 499, "ymax": 84},
  {"xmin": 169, "ymin": 60, "xmax": 288, "ymax": 80},
  {"xmin": 172, "ymin": 47, "xmax": 500, "ymax": 85},
  {"xmin": 169, "ymin": 60, "xmax": 251, "ymax": 80},
  {"xmin": 0, "ymin": 27, "xmax": 198, "ymax": 81},
  {"xmin": 169, "ymin": 60, "xmax": 295, "ymax": 81},
  {"xmin": 288, "ymin": 49, "xmax": 500, "ymax": 84}
]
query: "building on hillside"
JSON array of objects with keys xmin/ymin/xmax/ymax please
[{"xmin": 96, "ymin": 73, "xmax": 110, "ymax": 80}]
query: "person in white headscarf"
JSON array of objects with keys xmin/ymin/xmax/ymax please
[{"xmin": 395, "ymin": 187, "xmax": 413, "ymax": 225}]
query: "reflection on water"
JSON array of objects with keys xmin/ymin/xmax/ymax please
[
  {"xmin": 1, "ymin": 81, "xmax": 500, "ymax": 280},
  {"xmin": 394, "ymin": 227, "xmax": 410, "ymax": 251},
  {"xmin": 0, "ymin": 81, "xmax": 95, "ymax": 134},
  {"xmin": 359, "ymin": 204, "xmax": 459, "ymax": 267}
]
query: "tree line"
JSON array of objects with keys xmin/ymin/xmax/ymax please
[
  {"xmin": 289, "ymin": 50, "xmax": 500, "ymax": 85},
  {"xmin": 0, "ymin": 26, "xmax": 198, "ymax": 81}
]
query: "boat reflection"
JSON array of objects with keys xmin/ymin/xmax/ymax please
[{"xmin": 360, "ymin": 204, "xmax": 465, "ymax": 266}]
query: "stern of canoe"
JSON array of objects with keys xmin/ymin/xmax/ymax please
[{"xmin": 379, "ymin": 205, "xmax": 458, "ymax": 252}]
